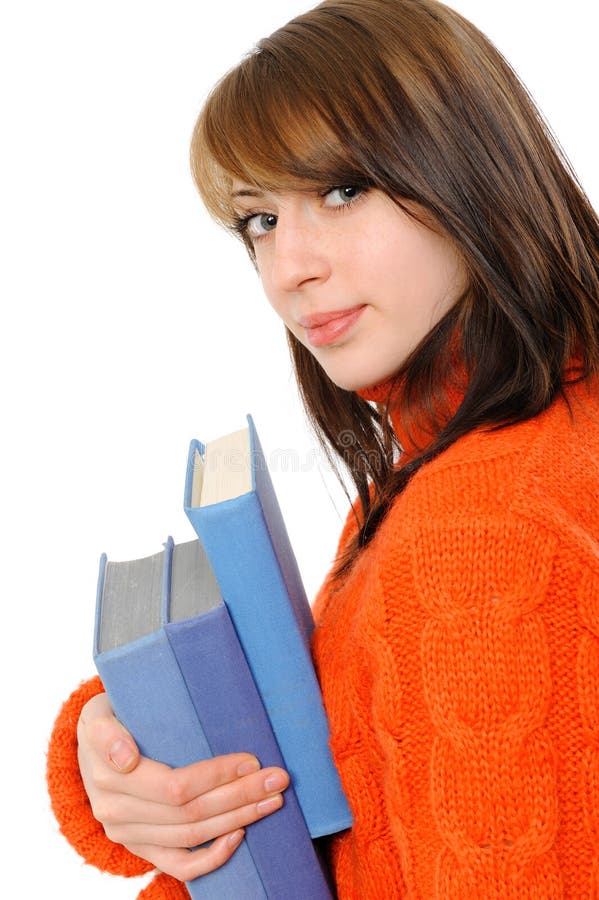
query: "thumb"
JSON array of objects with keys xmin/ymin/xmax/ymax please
[
  {"xmin": 79, "ymin": 691, "xmax": 141, "ymax": 774},
  {"xmin": 108, "ymin": 728, "xmax": 140, "ymax": 773}
]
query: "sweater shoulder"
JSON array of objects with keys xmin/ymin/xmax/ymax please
[
  {"xmin": 315, "ymin": 381, "xmax": 599, "ymax": 622},
  {"xmin": 398, "ymin": 379, "xmax": 599, "ymax": 550}
]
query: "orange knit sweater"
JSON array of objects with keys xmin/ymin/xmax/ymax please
[
  {"xmin": 312, "ymin": 377, "xmax": 599, "ymax": 898},
  {"xmin": 47, "ymin": 378, "xmax": 599, "ymax": 898}
]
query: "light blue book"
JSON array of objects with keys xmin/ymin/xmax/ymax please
[
  {"xmin": 183, "ymin": 415, "xmax": 353, "ymax": 839},
  {"xmin": 94, "ymin": 539, "xmax": 267, "ymax": 899}
]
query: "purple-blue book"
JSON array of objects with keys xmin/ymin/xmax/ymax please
[{"xmin": 94, "ymin": 537, "xmax": 333, "ymax": 899}]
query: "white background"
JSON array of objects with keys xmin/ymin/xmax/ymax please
[{"xmin": 1, "ymin": 1, "xmax": 596, "ymax": 895}]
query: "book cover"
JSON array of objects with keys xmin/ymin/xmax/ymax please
[
  {"xmin": 94, "ymin": 539, "xmax": 267, "ymax": 899},
  {"xmin": 183, "ymin": 416, "xmax": 352, "ymax": 839},
  {"xmin": 166, "ymin": 575, "xmax": 332, "ymax": 897},
  {"xmin": 95, "ymin": 537, "xmax": 333, "ymax": 898}
]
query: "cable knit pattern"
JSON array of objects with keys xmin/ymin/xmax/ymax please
[
  {"xmin": 416, "ymin": 518, "xmax": 560, "ymax": 896},
  {"xmin": 312, "ymin": 378, "xmax": 599, "ymax": 898},
  {"xmin": 578, "ymin": 567, "xmax": 599, "ymax": 896}
]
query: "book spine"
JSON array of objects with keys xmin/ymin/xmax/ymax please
[
  {"xmin": 166, "ymin": 605, "xmax": 333, "ymax": 900},
  {"xmin": 247, "ymin": 417, "xmax": 315, "ymax": 648},
  {"xmin": 184, "ymin": 438, "xmax": 352, "ymax": 839},
  {"xmin": 95, "ymin": 631, "xmax": 267, "ymax": 899}
]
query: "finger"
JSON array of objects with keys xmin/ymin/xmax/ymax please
[
  {"xmin": 177, "ymin": 765, "xmax": 289, "ymax": 823},
  {"xmin": 127, "ymin": 829, "xmax": 246, "ymax": 882},
  {"xmin": 78, "ymin": 693, "xmax": 140, "ymax": 774},
  {"xmin": 105, "ymin": 792, "xmax": 284, "ymax": 848},
  {"xmin": 78, "ymin": 691, "xmax": 114, "ymax": 724},
  {"xmin": 94, "ymin": 752, "xmax": 263, "ymax": 806},
  {"xmin": 95, "ymin": 765, "xmax": 289, "ymax": 827}
]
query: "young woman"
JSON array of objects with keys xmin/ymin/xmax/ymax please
[{"xmin": 47, "ymin": 0, "xmax": 599, "ymax": 897}]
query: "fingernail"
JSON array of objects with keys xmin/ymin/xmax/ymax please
[
  {"xmin": 264, "ymin": 772, "xmax": 287, "ymax": 793},
  {"xmin": 237, "ymin": 757, "xmax": 260, "ymax": 776},
  {"xmin": 109, "ymin": 739, "xmax": 135, "ymax": 770},
  {"xmin": 228, "ymin": 829, "xmax": 245, "ymax": 847},
  {"xmin": 257, "ymin": 794, "xmax": 283, "ymax": 814}
]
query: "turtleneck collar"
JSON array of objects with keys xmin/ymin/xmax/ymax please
[
  {"xmin": 357, "ymin": 368, "xmax": 467, "ymax": 463},
  {"xmin": 357, "ymin": 355, "xmax": 586, "ymax": 464}
]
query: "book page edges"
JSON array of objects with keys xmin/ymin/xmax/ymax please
[
  {"xmin": 93, "ymin": 553, "xmax": 108, "ymax": 658},
  {"xmin": 193, "ymin": 427, "xmax": 252, "ymax": 508}
]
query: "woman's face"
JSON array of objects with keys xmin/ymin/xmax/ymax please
[{"xmin": 232, "ymin": 183, "xmax": 468, "ymax": 392}]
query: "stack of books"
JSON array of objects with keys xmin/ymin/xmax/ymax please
[{"xmin": 94, "ymin": 416, "xmax": 352, "ymax": 899}]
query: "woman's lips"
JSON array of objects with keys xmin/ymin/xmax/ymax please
[{"xmin": 300, "ymin": 305, "xmax": 367, "ymax": 348}]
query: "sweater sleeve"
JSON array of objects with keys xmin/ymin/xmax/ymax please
[
  {"xmin": 46, "ymin": 676, "xmax": 154, "ymax": 878},
  {"xmin": 47, "ymin": 678, "xmax": 192, "ymax": 897}
]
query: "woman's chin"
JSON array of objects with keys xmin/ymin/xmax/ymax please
[{"xmin": 321, "ymin": 365, "xmax": 398, "ymax": 395}]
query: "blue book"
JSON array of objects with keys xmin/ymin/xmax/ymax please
[
  {"xmin": 184, "ymin": 416, "xmax": 352, "ymax": 839},
  {"xmin": 94, "ymin": 537, "xmax": 333, "ymax": 899}
]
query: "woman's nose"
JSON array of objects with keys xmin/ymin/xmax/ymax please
[{"xmin": 269, "ymin": 214, "xmax": 331, "ymax": 293}]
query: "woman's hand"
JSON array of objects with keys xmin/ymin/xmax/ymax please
[{"xmin": 77, "ymin": 692, "xmax": 290, "ymax": 882}]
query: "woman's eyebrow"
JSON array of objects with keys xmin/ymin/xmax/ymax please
[{"xmin": 231, "ymin": 187, "xmax": 265, "ymax": 199}]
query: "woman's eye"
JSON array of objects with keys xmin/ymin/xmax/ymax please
[
  {"xmin": 246, "ymin": 212, "xmax": 278, "ymax": 239},
  {"xmin": 323, "ymin": 185, "xmax": 364, "ymax": 208}
]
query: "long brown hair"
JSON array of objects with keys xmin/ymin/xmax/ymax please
[{"xmin": 190, "ymin": 0, "xmax": 599, "ymax": 575}]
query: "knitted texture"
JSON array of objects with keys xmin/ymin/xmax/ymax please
[
  {"xmin": 139, "ymin": 874, "xmax": 190, "ymax": 899},
  {"xmin": 46, "ymin": 676, "xmax": 189, "ymax": 898},
  {"xmin": 312, "ymin": 378, "xmax": 599, "ymax": 898},
  {"xmin": 46, "ymin": 378, "xmax": 599, "ymax": 897}
]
